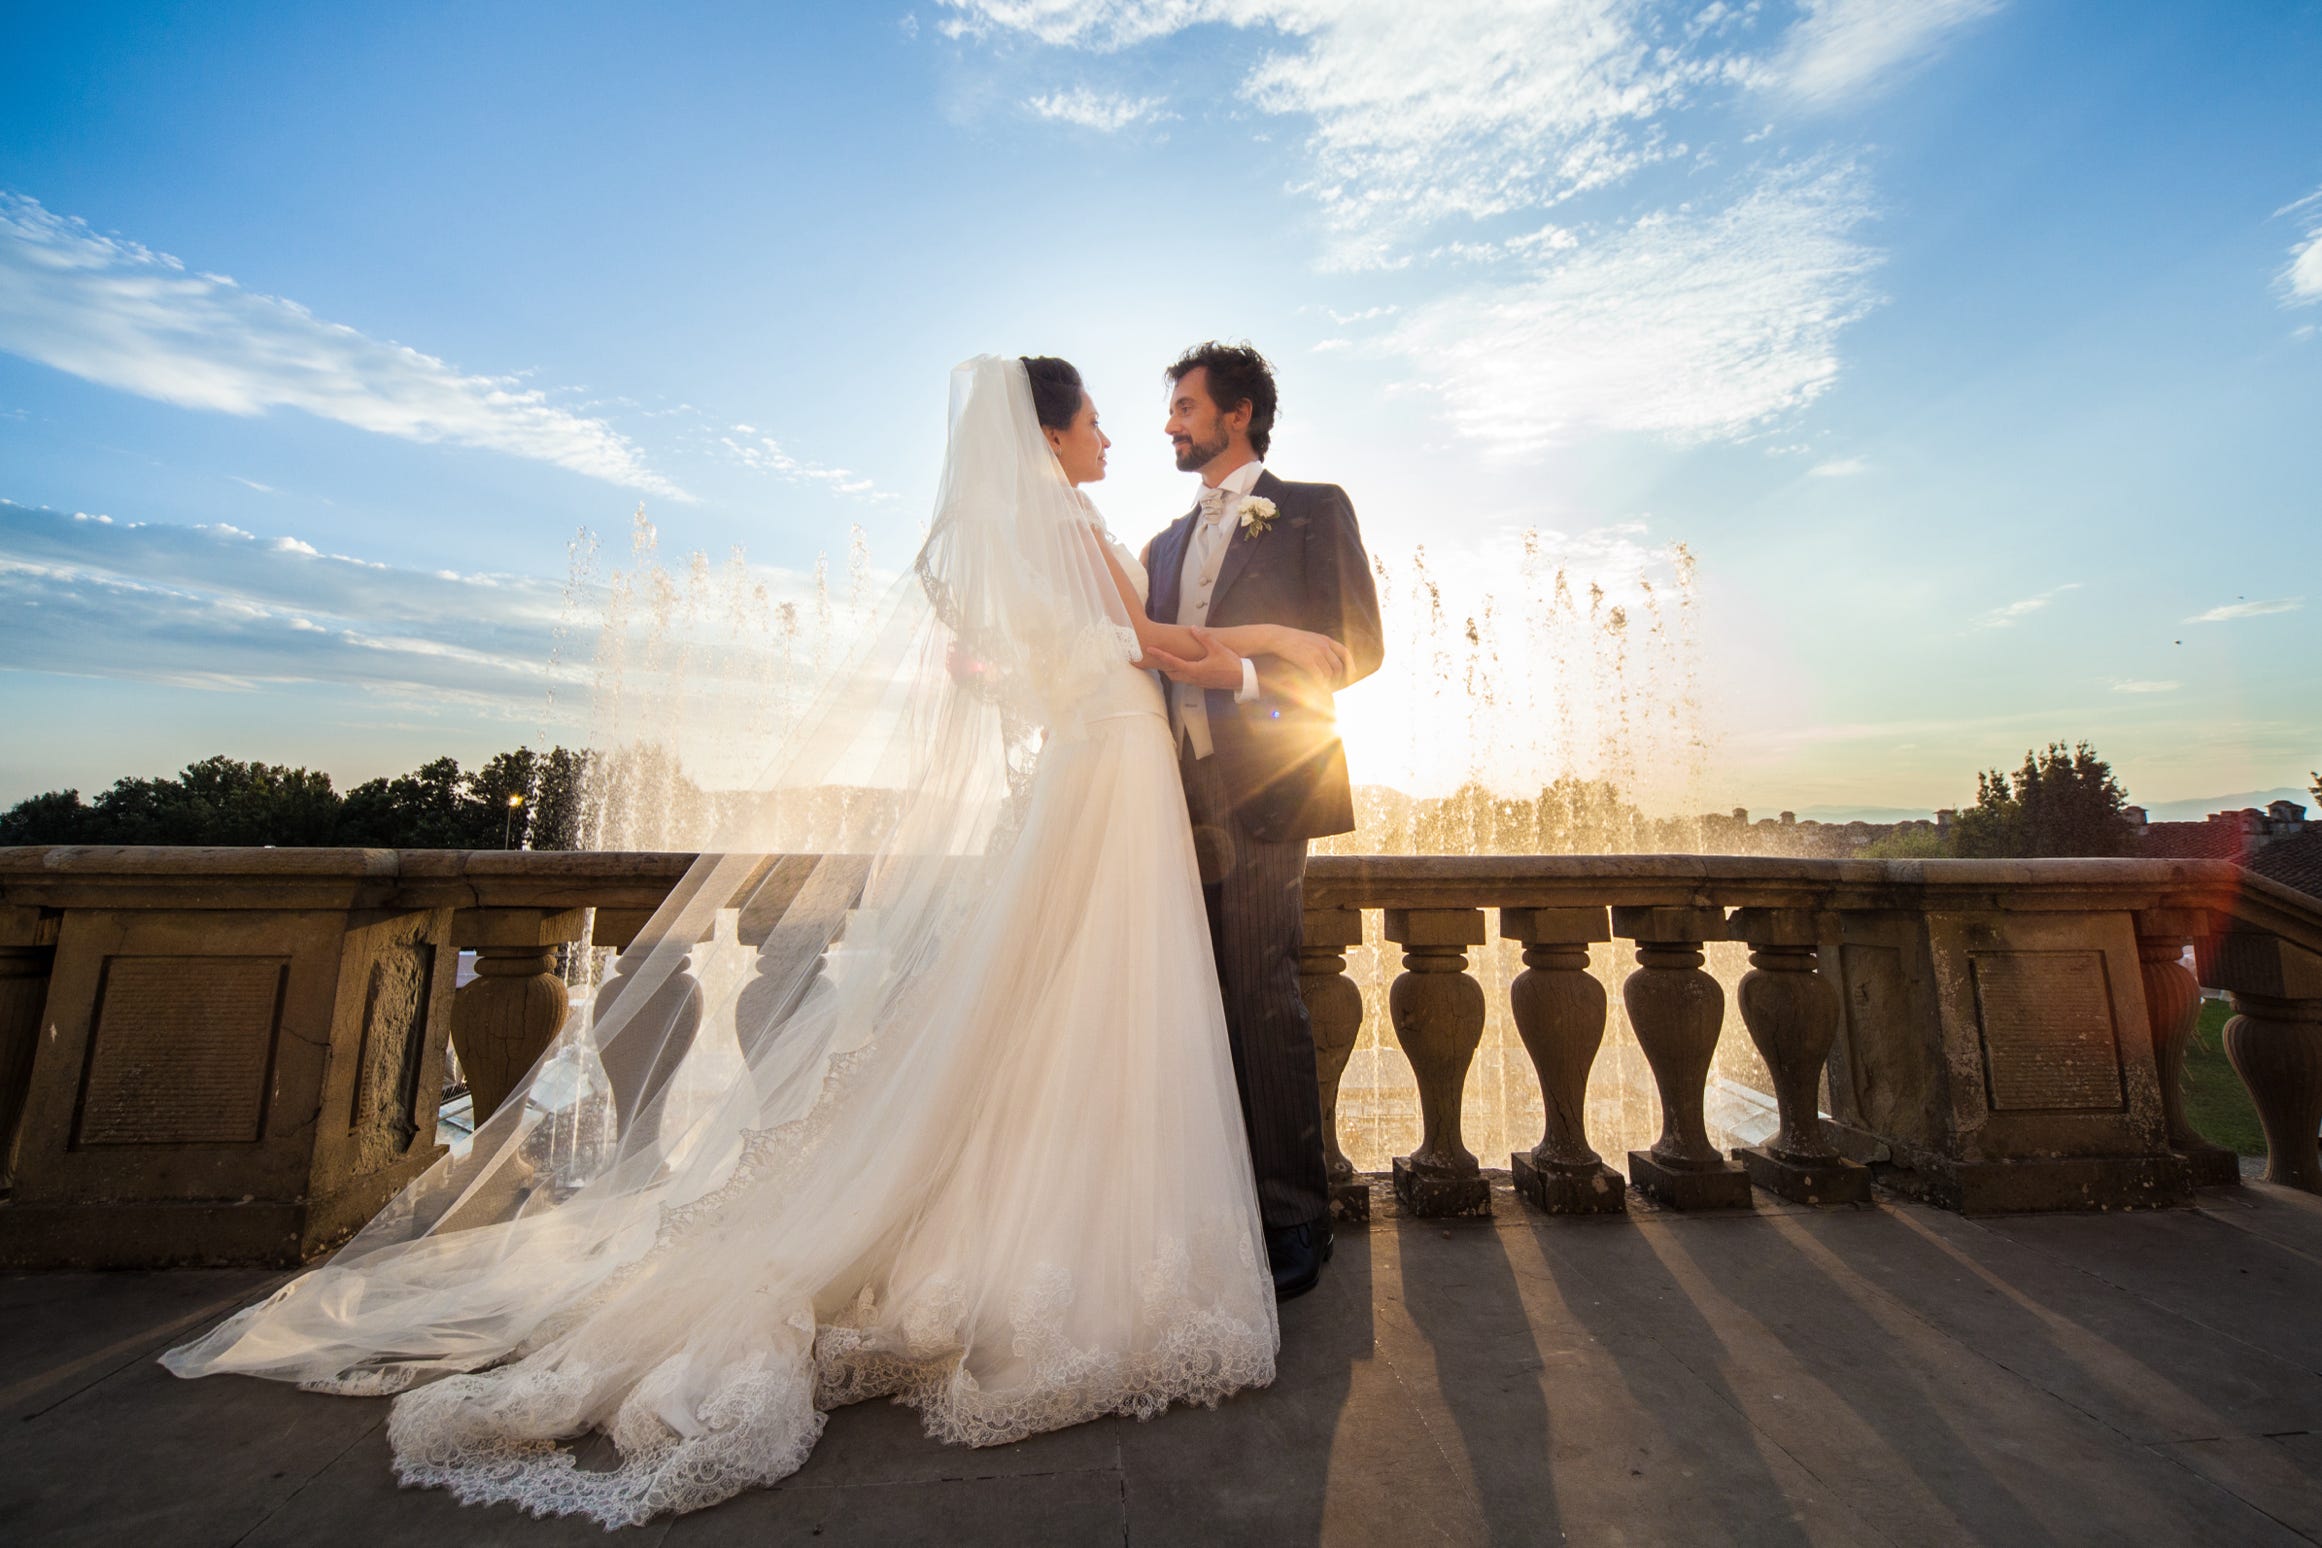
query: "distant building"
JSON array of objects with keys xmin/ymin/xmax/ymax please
[{"xmin": 2135, "ymin": 802, "xmax": 2322, "ymax": 903}]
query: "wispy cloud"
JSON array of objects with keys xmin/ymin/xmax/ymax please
[
  {"xmin": 1767, "ymin": 0, "xmax": 2002, "ymax": 110},
  {"xmin": 0, "ymin": 192, "xmax": 688, "ymax": 500},
  {"xmin": 0, "ymin": 499, "xmax": 823, "ymax": 706},
  {"xmin": 718, "ymin": 429, "xmax": 894, "ymax": 501},
  {"xmin": 950, "ymin": 1, "xmax": 1748, "ymax": 266},
  {"xmin": 1, "ymin": 500, "xmax": 570, "ymax": 699},
  {"xmin": 2186, "ymin": 596, "xmax": 2301, "ymax": 623},
  {"xmin": 2278, "ymin": 188, "xmax": 2322, "ymax": 306},
  {"xmin": 947, "ymin": 3, "xmax": 1958, "ymax": 453},
  {"xmin": 1391, "ymin": 161, "xmax": 1881, "ymax": 451},
  {"xmin": 1023, "ymin": 86, "xmax": 1172, "ymax": 131},
  {"xmin": 1974, "ymin": 581, "xmax": 2080, "ymax": 629},
  {"xmin": 1808, "ymin": 456, "xmax": 1867, "ymax": 477},
  {"xmin": 2110, "ymin": 679, "xmax": 2179, "ymax": 694}
]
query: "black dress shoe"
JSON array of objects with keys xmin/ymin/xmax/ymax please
[{"xmin": 1266, "ymin": 1219, "xmax": 1334, "ymax": 1301}]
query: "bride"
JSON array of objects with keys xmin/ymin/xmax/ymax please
[{"xmin": 163, "ymin": 355, "xmax": 1356, "ymax": 1527}]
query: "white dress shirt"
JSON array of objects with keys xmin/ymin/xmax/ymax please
[{"xmin": 1177, "ymin": 461, "xmax": 1264, "ymax": 692}]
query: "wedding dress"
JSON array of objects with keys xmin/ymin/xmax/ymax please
[{"xmin": 162, "ymin": 357, "xmax": 1279, "ymax": 1527}]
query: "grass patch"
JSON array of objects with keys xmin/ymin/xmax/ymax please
[{"xmin": 2181, "ymin": 998, "xmax": 2265, "ymax": 1157}]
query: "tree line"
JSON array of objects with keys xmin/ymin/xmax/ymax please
[
  {"xmin": 0, "ymin": 738, "xmax": 2256, "ymax": 859},
  {"xmin": 1859, "ymin": 741, "xmax": 2138, "ymax": 859},
  {"xmin": 0, "ymin": 748, "xmax": 592, "ymax": 850}
]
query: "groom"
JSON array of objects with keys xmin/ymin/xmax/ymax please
[{"xmin": 1142, "ymin": 342, "xmax": 1383, "ymax": 1301}]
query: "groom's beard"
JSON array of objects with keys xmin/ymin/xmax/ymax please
[{"xmin": 1173, "ymin": 428, "xmax": 1230, "ymax": 473}]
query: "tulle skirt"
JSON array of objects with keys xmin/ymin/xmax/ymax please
[{"xmin": 166, "ymin": 701, "xmax": 1278, "ymax": 1527}]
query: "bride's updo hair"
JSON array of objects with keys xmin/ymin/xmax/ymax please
[{"xmin": 1020, "ymin": 356, "xmax": 1085, "ymax": 432}]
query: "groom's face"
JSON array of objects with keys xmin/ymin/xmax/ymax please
[{"xmin": 1165, "ymin": 368, "xmax": 1243, "ymax": 475}]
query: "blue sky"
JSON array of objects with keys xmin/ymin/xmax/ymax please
[{"xmin": 2, "ymin": 1, "xmax": 2317, "ymax": 815}]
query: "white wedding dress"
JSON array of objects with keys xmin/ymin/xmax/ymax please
[{"xmin": 163, "ymin": 358, "xmax": 1279, "ymax": 1527}]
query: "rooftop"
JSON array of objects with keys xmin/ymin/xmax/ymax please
[{"xmin": 7, "ymin": 1179, "xmax": 2321, "ymax": 1547}]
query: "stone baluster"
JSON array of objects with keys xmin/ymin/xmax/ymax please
[
  {"xmin": 1383, "ymin": 906, "xmax": 1491, "ymax": 1217},
  {"xmin": 1727, "ymin": 907, "xmax": 1870, "ymax": 1206},
  {"xmin": 2138, "ymin": 909, "xmax": 2239, "ymax": 1187},
  {"xmin": 590, "ymin": 907, "xmax": 717, "ymax": 1152},
  {"xmin": 2207, "ymin": 929, "xmax": 2322, "ymax": 1193},
  {"xmin": 451, "ymin": 907, "xmax": 586, "ymax": 1123},
  {"xmin": 0, "ymin": 906, "xmax": 60, "ymax": 1191},
  {"xmin": 1500, "ymin": 906, "xmax": 1625, "ymax": 1214},
  {"xmin": 1298, "ymin": 905, "xmax": 1370, "ymax": 1223},
  {"xmin": 1613, "ymin": 905, "xmax": 1751, "ymax": 1210}
]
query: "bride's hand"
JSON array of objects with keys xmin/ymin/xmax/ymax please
[{"xmin": 1261, "ymin": 627, "xmax": 1349, "ymax": 688}]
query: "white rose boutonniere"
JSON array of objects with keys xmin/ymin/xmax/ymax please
[{"xmin": 1237, "ymin": 495, "xmax": 1279, "ymax": 541}]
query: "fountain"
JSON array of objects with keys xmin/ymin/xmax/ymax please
[{"xmin": 559, "ymin": 512, "xmax": 1778, "ymax": 1177}]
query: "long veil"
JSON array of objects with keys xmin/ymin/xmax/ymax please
[{"xmin": 164, "ymin": 355, "xmax": 1149, "ymax": 1392}]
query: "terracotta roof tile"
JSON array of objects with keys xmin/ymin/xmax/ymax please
[{"xmin": 2248, "ymin": 828, "xmax": 2322, "ymax": 903}]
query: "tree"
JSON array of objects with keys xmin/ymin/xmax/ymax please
[
  {"xmin": 1951, "ymin": 742, "xmax": 2133, "ymax": 858},
  {"xmin": 0, "ymin": 789, "xmax": 95, "ymax": 845},
  {"xmin": 1860, "ymin": 825, "xmax": 1950, "ymax": 860},
  {"xmin": 338, "ymin": 757, "xmax": 482, "ymax": 848},
  {"xmin": 3, "ymin": 747, "xmax": 593, "ymax": 850}
]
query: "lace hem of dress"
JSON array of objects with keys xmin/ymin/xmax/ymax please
[{"xmin": 384, "ymin": 1246, "xmax": 1275, "ymax": 1530}]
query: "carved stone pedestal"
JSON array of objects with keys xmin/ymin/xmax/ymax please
[
  {"xmin": 1393, "ymin": 1155, "xmax": 1492, "ymax": 1217},
  {"xmin": 2138, "ymin": 910, "xmax": 2241, "ymax": 1187},
  {"xmin": 1728, "ymin": 907, "xmax": 1871, "ymax": 1207},
  {"xmin": 2209, "ymin": 928, "xmax": 2322, "ymax": 1193},
  {"xmin": 1299, "ymin": 906, "xmax": 1371, "ymax": 1223},
  {"xmin": 1385, "ymin": 907, "xmax": 1491, "ymax": 1218},
  {"xmin": 1616, "ymin": 906, "xmax": 1751, "ymax": 1211},
  {"xmin": 451, "ymin": 907, "xmax": 585, "ymax": 1123},
  {"xmin": 1513, "ymin": 1151, "xmax": 1627, "ymax": 1214},
  {"xmin": 1731, "ymin": 1147, "xmax": 1871, "ymax": 1206},
  {"xmin": 1502, "ymin": 906, "xmax": 1625, "ymax": 1216},
  {"xmin": 591, "ymin": 906, "xmax": 716, "ymax": 1153}
]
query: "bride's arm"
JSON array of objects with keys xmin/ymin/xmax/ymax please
[{"xmin": 1087, "ymin": 530, "xmax": 1347, "ymax": 682}]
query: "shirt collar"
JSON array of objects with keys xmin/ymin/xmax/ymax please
[{"xmin": 1201, "ymin": 459, "xmax": 1265, "ymax": 500}]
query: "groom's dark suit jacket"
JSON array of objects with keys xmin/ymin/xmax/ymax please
[{"xmin": 1146, "ymin": 471, "xmax": 1385, "ymax": 842}]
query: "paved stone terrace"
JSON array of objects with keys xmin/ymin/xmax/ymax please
[{"xmin": 5, "ymin": 1182, "xmax": 2321, "ymax": 1547}]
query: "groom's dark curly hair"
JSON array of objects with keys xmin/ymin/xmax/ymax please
[{"xmin": 1166, "ymin": 341, "xmax": 1277, "ymax": 457}]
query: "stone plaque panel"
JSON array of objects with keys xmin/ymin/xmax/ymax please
[
  {"xmin": 351, "ymin": 942, "xmax": 433, "ymax": 1148},
  {"xmin": 1971, "ymin": 950, "xmax": 2124, "ymax": 1112},
  {"xmin": 76, "ymin": 956, "xmax": 287, "ymax": 1145}
]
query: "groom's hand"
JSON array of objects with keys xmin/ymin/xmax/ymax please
[{"xmin": 1148, "ymin": 626, "xmax": 1249, "ymax": 691}]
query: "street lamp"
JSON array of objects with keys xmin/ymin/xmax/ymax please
[{"xmin": 503, "ymin": 792, "xmax": 525, "ymax": 849}]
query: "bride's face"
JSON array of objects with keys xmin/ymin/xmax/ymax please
[{"xmin": 1046, "ymin": 391, "xmax": 1111, "ymax": 485}]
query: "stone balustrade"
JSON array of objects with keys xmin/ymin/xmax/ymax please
[{"xmin": 1, "ymin": 847, "xmax": 2318, "ymax": 1266}]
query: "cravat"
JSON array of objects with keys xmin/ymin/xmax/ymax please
[{"xmin": 1190, "ymin": 490, "xmax": 1231, "ymax": 576}]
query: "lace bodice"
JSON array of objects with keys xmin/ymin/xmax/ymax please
[{"xmin": 1079, "ymin": 522, "xmax": 1163, "ymax": 724}]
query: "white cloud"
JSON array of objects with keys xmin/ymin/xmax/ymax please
[
  {"xmin": 1974, "ymin": 581, "xmax": 2080, "ymax": 629},
  {"xmin": 1808, "ymin": 456, "xmax": 1867, "ymax": 477},
  {"xmin": 1768, "ymin": 0, "xmax": 2001, "ymax": 110},
  {"xmin": 2278, "ymin": 188, "xmax": 2322, "ymax": 306},
  {"xmin": 0, "ymin": 192, "xmax": 688, "ymax": 500},
  {"xmin": 717, "ymin": 433, "xmax": 894, "ymax": 502},
  {"xmin": 1023, "ymin": 86, "xmax": 1173, "ymax": 131},
  {"xmin": 950, "ymin": 1, "xmax": 1747, "ymax": 266},
  {"xmin": 2186, "ymin": 597, "xmax": 2301, "ymax": 623},
  {"xmin": 1391, "ymin": 162, "xmax": 1880, "ymax": 451},
  {"xmin": 2110, "ymin": 680, "xmax": 2179, "ymax": 694},
  {"xmin": 947, "ymin": 3, "xmax": 2002, "ymax": 450},
  {"xmin": 0, "ymin": 499, "xmax": 827, "ymax": 707}
]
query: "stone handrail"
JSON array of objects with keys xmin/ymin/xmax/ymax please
[{"xmin": 2, "ymin": 846, "xmax": 2316, "ymax": 1266}]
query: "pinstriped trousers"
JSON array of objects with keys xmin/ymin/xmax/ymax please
[{"xmin": 1181, "ymin": 744, "xmax": 1331, "ymax": 1229}]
